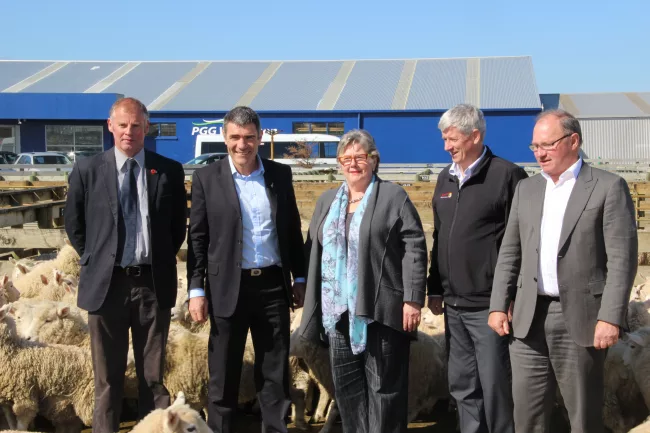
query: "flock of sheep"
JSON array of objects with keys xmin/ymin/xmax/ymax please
[{"xmin": 0, "ymin": 245, "xmax": 648, "ymax": 432}]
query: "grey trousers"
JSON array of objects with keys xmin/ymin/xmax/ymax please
[
  {"xmin": 328, "ymin": 315, "xmax": 410, "ymax": 433},
  {"xmin": 445, "ymin": 305, "xmax": 514, "ymax": 433},
  {"xmin": 88, "ymin": 267, "xmax": 171, "ymax": 433},
  {"xmin": 509, "ymin": 296, "xmax": 607, "ymax": 433}
]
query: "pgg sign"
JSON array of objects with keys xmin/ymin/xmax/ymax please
[{"xmin": 191, "ymin": 119, "xmax": 224, "ymax": 136}]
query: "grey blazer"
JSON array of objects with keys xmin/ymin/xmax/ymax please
[
  {"xmin": 490, "ymin": 162, "xmax": 638, "ymax": 347},
  {"xmin": 298, "ymin": 177, "xmax": 428, "ymax": 345}
]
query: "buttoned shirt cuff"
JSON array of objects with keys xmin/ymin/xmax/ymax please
[
  {"xmin": 189, "ymin": 288, "xmax": 206, "ymax": 299},
  {"xmin": 294, "ymin": 278, "xmax": 305, "ymax": 284}
]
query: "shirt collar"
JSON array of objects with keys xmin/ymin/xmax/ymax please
[
  {"xmin": 114, "ymin": 146, "xmax": 145, "ymax": 171},
  {"xmin": 541, "ymin": 158, "xmax": 583, "ymax": 184},
  {"xmin": 229, "ymin": 155, "xmax": 265, "ymax": 178},
  {"xmin": 450, "ymin": 145, "xmax": 487, "ymax": 178}
]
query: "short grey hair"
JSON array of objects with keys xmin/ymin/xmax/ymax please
[
  {"xmin": 536, "ymin": 109, "xmax": 583, "ymax": 146},
  {"xmin": 224, "ymin": 106, "xmax": 261, "ymax": 135},
  {"xmin": 109, "ymin": 97, "xmax": 149, "ymax": 122},
  {"xmin": 336, "ymin": 129, "xmax": 380, "ymax": 174},
  {"xmin": 438, "ymin": 104, "xmax": 486, "ymax": 138}
]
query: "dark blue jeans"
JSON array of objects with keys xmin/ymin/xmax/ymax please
[{"xmin": 328, "ymin": 315, "xmax": 410, "ymax": 433}]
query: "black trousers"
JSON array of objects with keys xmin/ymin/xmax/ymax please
[
  {"xmin": 207, "ymin": 267, "xmax": 291, "ymax": 433},
  {"xmin": 88, "ymin": 266, "xmax": 171, "ymax": 433},
  {"xmin": 445, "ymin": 305, "xmax": 514, "ymax": 433}
]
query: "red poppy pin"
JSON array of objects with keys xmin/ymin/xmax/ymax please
[{"xmin": 150, "ymin": 169, "xmax": 157, "ymax": 175}]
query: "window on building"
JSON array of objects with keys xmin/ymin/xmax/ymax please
[
  {"xmin": 0, "ymin": 126, "xmax": 17, "ymax": 154},
  {"xmin": 46, "ymin": 125, "xmax": 103, "ymax": 159},
  {"xmin": 292, "ymin": 122, "xmax": 345, "ymax": 136},
  {"xmin": 148, "ymin": 123, "xmax": 177, "ymax": 137}
]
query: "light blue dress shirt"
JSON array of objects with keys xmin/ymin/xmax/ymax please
[
  {"xmin": 189, "ymin": 156, "xmax": 303, "ymax": 299},
  {"xmin": 114, "ymin": 147, "xmax": 150, "ymax": 265}
]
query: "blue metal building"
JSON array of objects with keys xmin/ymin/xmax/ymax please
[{"xmin": 0, "ymin": 57, "xmax": 542, "ymax": 164}]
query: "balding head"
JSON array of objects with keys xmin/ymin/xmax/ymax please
[{"xmin": 107, "ymin": 97, "xmax": 149, "ymax": 157}]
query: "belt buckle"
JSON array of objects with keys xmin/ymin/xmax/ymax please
[
  {"xmin": 126, "ymin": 266, "xmax": 142, "ymax": 277},
  {"xmin": 250, "ymin": 268, "xmax": 262, "ymax": 277}
]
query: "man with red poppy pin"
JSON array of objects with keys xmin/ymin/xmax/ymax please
[{"xmin": 65, "ymin": 97, "xmax": 187, "ymax": 432}]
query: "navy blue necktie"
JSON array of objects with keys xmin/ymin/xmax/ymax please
[{"xmin": 119, "ymin": 158, "xmax": 138, "ymax": 267}]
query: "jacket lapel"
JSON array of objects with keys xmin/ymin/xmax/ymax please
[
  {"xmin": 100, "ymin": 150, "xmax": 118, "ymax": 226},
  {"xmin": 218, "ymin": 158, "xmax": 242, "ymax": 218},
  {"xmin": 262, "ymin": 160, "xmax": 278, "ymax": 223},
  {"xmin": 558, "ymin": 163, "xmax": 596, "ymax": 252},
  {"xmin": 144, "ymin": 151, "xmax": 160, "ymax": 210},
  {"xmin": 530, "ymin": 175, "xmax": 545, "ymax": 248}
]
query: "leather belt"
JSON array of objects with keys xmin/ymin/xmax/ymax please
[
  {"xmin": 538, "ymin": 294, "xmax": 560, "ymax": 302},
  {"xmin": 241, "ymin": 265, "xmax": 282, "ymax": 278},
  {"xmin": 115, "ymin": 265, "xmax": 151, "ymax": 277}
]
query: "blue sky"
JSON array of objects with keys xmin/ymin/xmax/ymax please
[{"xmin": 1, "ymin": 0, "xmax": 647, "ymax": 94}]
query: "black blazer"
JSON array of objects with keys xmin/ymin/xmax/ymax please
[
  {"xmin": 64, "ymin": 149, "xmax": 188, "ymax": 312},
  {"xmin": 186, "ymin": 157, "xmax": 306, "ymax": 317}
]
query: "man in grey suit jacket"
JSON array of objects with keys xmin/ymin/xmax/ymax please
[{"xmin": 489, "ymin": 109, "xmax": 638, "ymax": 433}]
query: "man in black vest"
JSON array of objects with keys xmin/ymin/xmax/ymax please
[
  {"xmin": 65, "ymin": 97, "xmax": 187, "ymax": 433},
  {"xmin": 427, "ymin": 104, "xmax": 528, "ymax": 433},
  {"xmin": 186, "ymin": 106, "xmax": 306, "ymax": 433}
]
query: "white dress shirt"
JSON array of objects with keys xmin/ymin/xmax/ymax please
[
  {"xmin": 537, "ymin": 158, "xmax": 583, "ymax": 296},
  {"xmin": 114, "ymin": 147, "xmax": 150, "ymax": 265},
  {"xmin": 449, "ymin": 146, "xmax": 487, "ymax": 187}
]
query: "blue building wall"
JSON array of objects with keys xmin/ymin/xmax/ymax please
[
  {"xmin": 17, "ymin": 120, "xmax": 112, "ymax": 153},
  {"xmin": 1, "ymin": 92, "xmax": 540, "ymax": 164},
  {"xmin": 150, "ymin": 110, "xmax": 539, "ymax": 164}
]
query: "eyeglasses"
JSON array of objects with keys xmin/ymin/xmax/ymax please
[
  {"xmin": 337, "ymin": 153, "xmax": 371, "ymax": 166},
  {"xmin": 529, "ymin": 133, "xmax": 573, "ymax": 152}
]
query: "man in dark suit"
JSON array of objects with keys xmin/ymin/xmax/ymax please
[
  {"xmin": 186, "ymin": 106, "xmax": 306, "ymax": 433},
  {"xmin": 65, "ymin": 97, "xmax": 187, "ymax": 433},
  {"xmin": 489, "ymin": 110, "xmax": 638, "ymax": 433}
]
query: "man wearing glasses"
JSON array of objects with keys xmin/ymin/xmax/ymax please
[
  {"xmin": 489, "ymin": 110, "xmax": 638, "ymax": 432},
  {"xmin": 427, "ymin": 104, "xmax": 527, "ymax": 433}
]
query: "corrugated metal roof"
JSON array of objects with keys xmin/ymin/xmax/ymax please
[
  {"xmin": 0, "ymin": 61, "xmax": 53, "ymax": 92},
  {"xmin": 559, "ymin": 93, "xmax": 650, "ymax": 118},
  {"xmin": 102, "ymin": 62, "xmax": 198, "ymax": 106},
  {"xmin": 406, "ymin": 59, "xmax": 466, "ymax": 109},
  {"xmin": 0, "ymin": 57, "xmax": 541, "ymax": 111},
  {"xmin": 334, "ymin": 60, "xmax": 404, "ymax": 110},
  {"xmin": 25, "ymin": 62, "xmax": 125, "ymax": 93},
  {"xmin": 162, "ymin": 62, "xmax": 270, "ymax": 111},
  {"xmin": 480, "ymin": 57, "xmax": 540, "ymax": 109},
  {"xmin": 251, "ymin": 61, "xmax": 343, "ymax": 110}
]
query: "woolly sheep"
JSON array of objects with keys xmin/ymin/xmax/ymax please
[
  {"xmin": 628, "ymin": 299, "xmax": 650, "ymax": 332},
  {"xmin": 600, "ymin": 331, "xmax": 649, "ymax": 433},
  {"xmin": 13, "ymin": 268, "xmax": 74, "ymax": 301},
  {"xmin": 633, "ymin": 276, "xmax": 650, "ymax": 302},
  {"xmin": 630, "ymin": 417, "xmax": 650, "ymax": 433},
  {"xmin": 0, "ymin": 305, "xmax": 95, "ymax": 431},
  {"xmin": 622, "ymin": 328, "xmax": 650, "ymax": 411},
  {"xmin": 28, "ymin": 244, "xmax": 81, "ymax": 281},
  {"xmin": 163, "ymin": 324, "xmax": 257, "ymax": 413},
  {"xmin": 7, "ymin": 256, "xmax": 36, "ymax": 282},
  {"xmin": 0, "ymin": 275, "xmax": 19, "ymax": 309},
  {"xmin": 129, "ymin": 391, "xmax": 213, "ymax": 433}
]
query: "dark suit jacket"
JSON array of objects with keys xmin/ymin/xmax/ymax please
[
  {"xmin": 298, "ymin": 177, "xmax": 428, "ymax": 346},
  {"xmin": 490, "ymin": 162, "xmax": 638, "ymax": 347},
  {"xmin": 64, "ymin": 148, "xmax": 188, "ymax": 312},
  {"xmin": 186, "ymin": 157, "xmax": 306, "ymax": 318}
]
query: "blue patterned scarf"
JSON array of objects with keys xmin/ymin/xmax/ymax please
[{"xmin": 321, "ymin": 176, "xmax": 375, "ymax": 354}]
